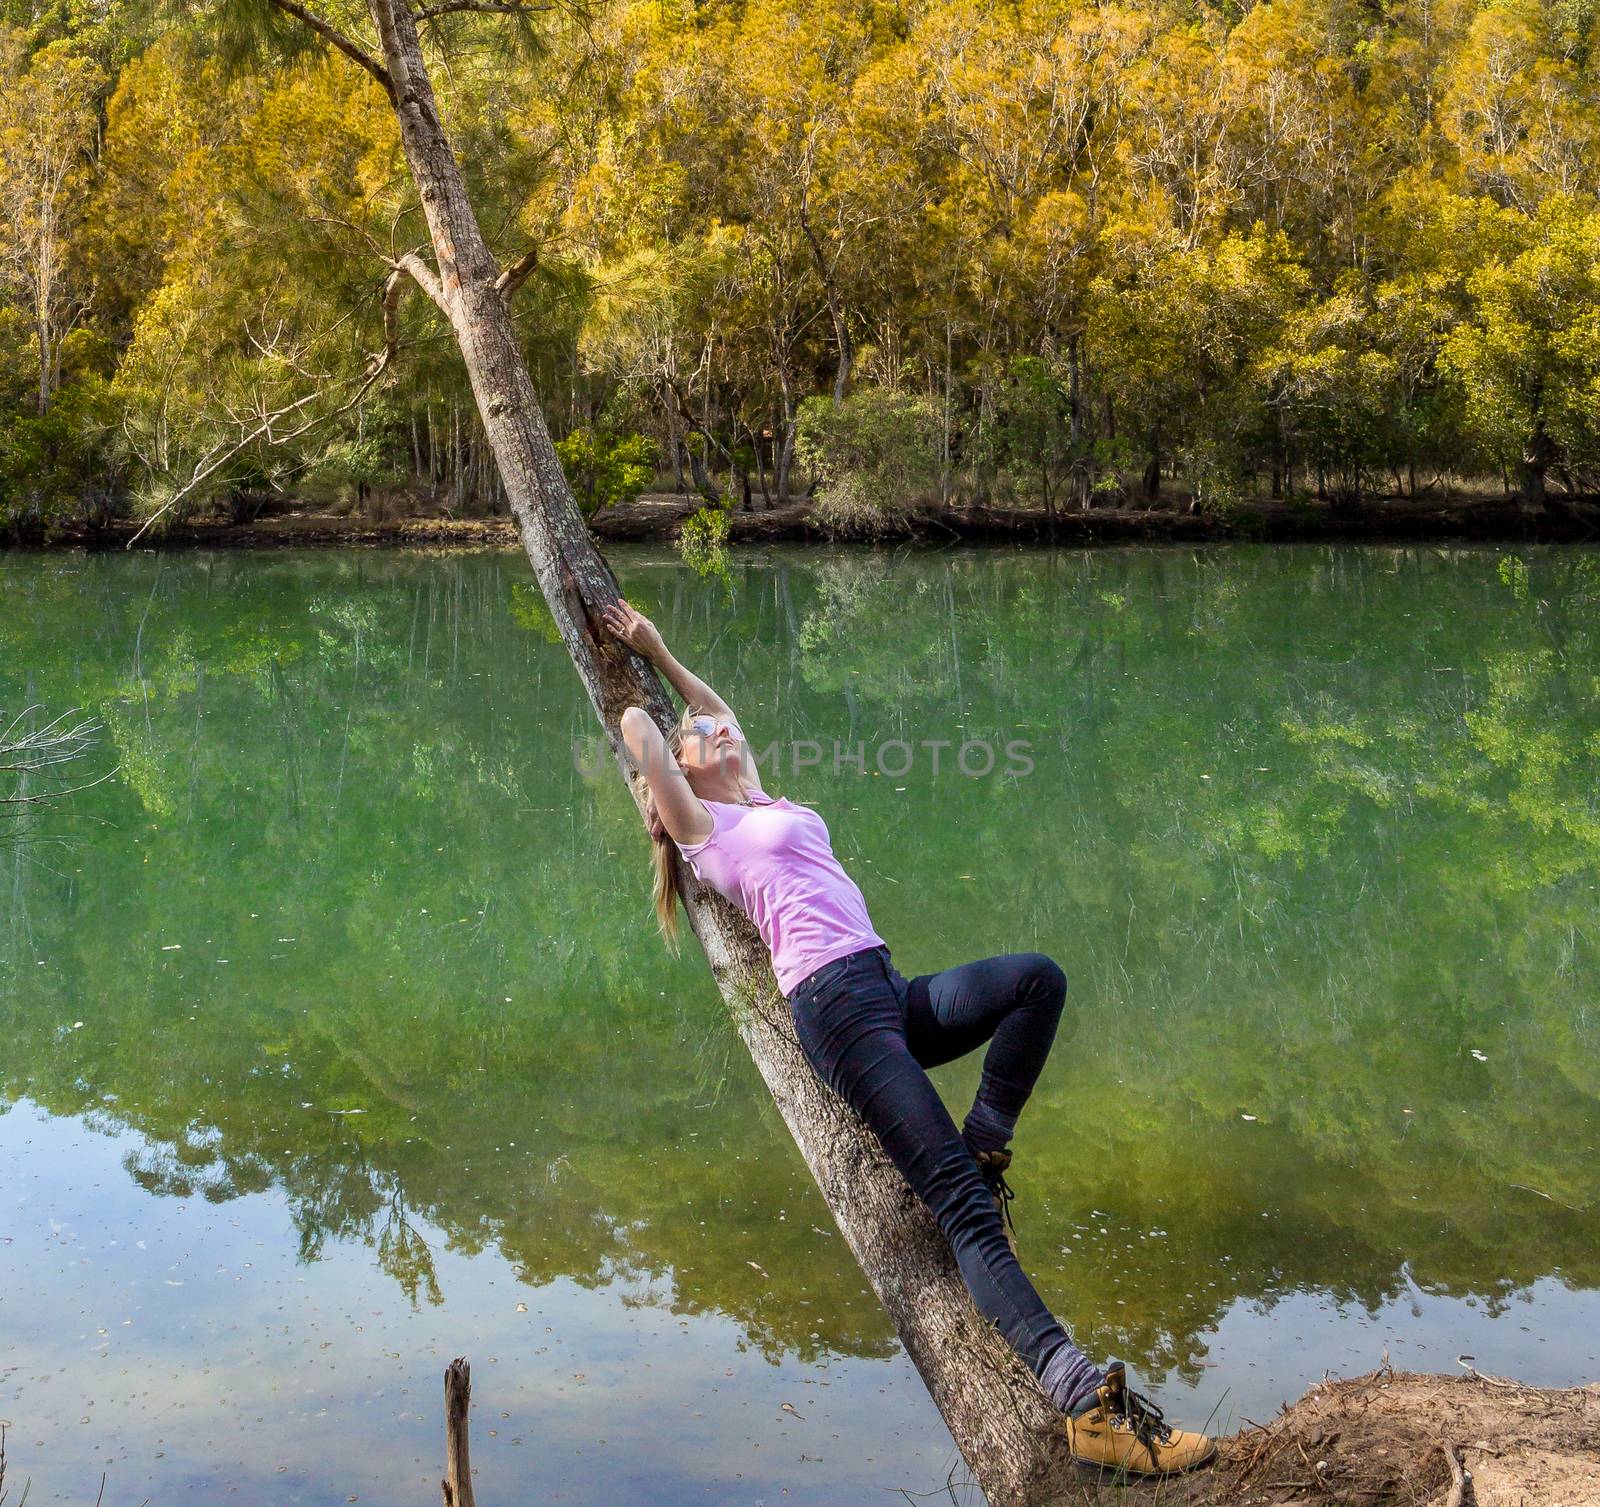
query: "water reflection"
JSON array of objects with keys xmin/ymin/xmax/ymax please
[{"xmin": 3, "ymin": 544, "xmax": 1598, "ymax": 1497}]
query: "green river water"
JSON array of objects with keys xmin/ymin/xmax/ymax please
[{"xmin": 2, "ymin": 543, "xmax": 1598, "ymax": 1504}]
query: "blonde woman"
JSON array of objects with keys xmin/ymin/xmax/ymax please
[{"xmin": 601, "ymin": 596, "xmax": 1213, "ymax": 1478}]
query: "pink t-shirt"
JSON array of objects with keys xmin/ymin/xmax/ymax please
[{"xmin": 676, "ymin": 791, "xmax": 886, "ymax": 996}]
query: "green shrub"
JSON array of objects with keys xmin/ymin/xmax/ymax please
[
  {"xmin": 310, "ymin": 429, "xmax": 404, "ymax": 520},
  {"xmin": 795, "ymin": 388, "xmax": 941, "ymax": 535},
  {"xmin": 556, "ymin": 427, "xmax": 658, "ymax": 518},
  {"xmin": 994, "ymin": 356, "xmax": 1072, "ymax": 508}
]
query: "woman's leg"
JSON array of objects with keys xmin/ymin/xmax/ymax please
[
  {"xmin": 896, "ymin": 952, "xmax": 1067, "ymax": 1155},
  {"xmin": 789, "ymin": 946, "xmax": 1101, "ymax": 1414}
]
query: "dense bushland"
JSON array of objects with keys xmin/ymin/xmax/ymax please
[{"xmin": 2, "ymin": 0, "xmax": 1598, "ymax": 536}]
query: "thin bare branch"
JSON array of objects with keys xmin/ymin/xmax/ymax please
[
  {"xmin": 381, "ymin": 268, "xmax": 407, "ymax": 360},
  {"xmin": 416, "ymin": 0, "xmax": 553, "ymax": 20},
  {"xmin": 0, "ymin": 706, "xmax": 102, "ymax": 769},
  {"xmin": 264, "ymin": 0, "xmax": 396, "ymax": 100},
  {"xmin": 310, "ymin": 212, "xmax": 391, "ymax": 262},
  {"xmin": 1, "ymin": 707, "xmax": 111, "ymax": 810},
  {"xmin": 124, "ymin": 359, "xmax": 390, "ymax": 548},
  {"xmin": 0, "ymin": 767, "xmax": 120, "ymax": 806}
]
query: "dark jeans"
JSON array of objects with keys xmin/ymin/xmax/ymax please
[{"xmin": 787, "ymin": 943, "xmax": 1100, "ymax": 1405}]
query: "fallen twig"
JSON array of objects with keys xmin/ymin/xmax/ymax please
[
  {"xmin": 1438, "ymin": 1441, "xmax": 1466, "ymax": 1507},
  {"xmin": 1455, "ymin": 1355, "xmax": 1521, "ymax": 1390}
]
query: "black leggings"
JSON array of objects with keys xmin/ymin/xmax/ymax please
[{"xmin": 788, "ymin": 944, "xmax": 1103, "ymax": 1412}]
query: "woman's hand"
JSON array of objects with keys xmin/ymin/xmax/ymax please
[
  {"xmin": 602, "ymin": 598, "xmax": 667, "ymax": 662},
  {"xmin": 643, "ymin": 788, "xmax": 667, "ymax": 841},
  {"xmin": 608, "ymin": 603, "xmax": 745, "ymax": 751}
]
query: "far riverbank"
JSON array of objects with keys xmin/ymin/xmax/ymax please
[{"xmin": 10, "ymin": 490, "xmax": 1600, "ymax": 551}]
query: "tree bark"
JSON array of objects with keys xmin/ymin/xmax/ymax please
[
  {"xmin": 1066, "ymin": 332, "xmax": 1091, "ymax": 511},
  {"xmin": 774, "ymin": 384, "xmax": 797, "ymax": 505},
  {"xmin": 685, "ymin": 437, "xmax": 720, "ymax": 505},
  {"xmin": 664, "ymin": 399, "xmax": 687, "ymax": 495},
  {"xmin": 797, "ymin": 177, "xmax": 854, "ymax": 410},
  {"xmin": 1144, "ymin": 429, "xmax": 1162, "ymax": 502},
  {"xmin": 748, "ymin": 417, "xmax": 772, "ymax": 508},
  {"xmin": 1519, "ymin": 420, "xmax": 1557, "ymax": 513},
  {"xmin": 941, "ymin": 319, "xmax": 953, "ymax": 507},
  {"xmin": 36, "ymin": 313, "xmax": 52, "ymax": 416},
  {"xmin": 803, "ymin": 223, "xmax": 853, "ymax": 407},
  {"xmin": 314, "ymin": 4, "xmax": 1082, "ymax": 1500}
]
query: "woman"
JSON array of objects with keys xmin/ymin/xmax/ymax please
[{"xmin": 602, "ymin": 596, "xmax": 1214, "ymax": 1478}]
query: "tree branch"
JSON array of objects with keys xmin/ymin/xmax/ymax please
[
  {"xmin": 0, "ymin": 707, "xmax": 115, "ymax": 811},
  {"xmin": 123, "ymin": 360, "xmax": 390, "ymax": 548},
  {"xmin": 416, "ymin": 0, "xmax": 553, "ymax": 19},
  {"xmin": 395, "ymin": 250, "xmax": 448, "ymax": 313},
  {"xmin": 0, "ymin": 768, "xmax": 120, "ymax": 806},
  {"xmin": 381, "ymin": 250, "xmax": 456, "ymax": 358},
  {"xmin": 380, "ymin": 269, "xmax": 407, "ymax": 361},
  {"xmin": 493, "ymin": 247, "xmax": 539, "ymax": 301},
  {"xmin": 264, "ymin": 0, "xmax": 396, "ymax": 101},
  {"xmin": 126, "ymin": 246, "xmax": 449, "ymax": 552},
  {"xmin": 0, "ymin": 707, "xmax": 101, "ymax": 776}
]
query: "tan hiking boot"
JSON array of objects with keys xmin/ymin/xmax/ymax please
[
  {"xmin": 1065, "ymin": 1362, "xmax": 1217, "ymax": 1477},
  {"xmin": 974, "ymin": 1149, "xmax": 1018, "ymax": 1255}
]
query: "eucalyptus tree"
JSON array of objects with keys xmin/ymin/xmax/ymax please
[{"xmin": 0, "ymin": 30, "xmax": 104, "ymax": 414}]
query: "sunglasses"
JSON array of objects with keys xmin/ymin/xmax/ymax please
[{"xmin": 685, "ymin": 714, "xmax": 735, "ymax": 739}]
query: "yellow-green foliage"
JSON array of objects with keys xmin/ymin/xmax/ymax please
[{"xmin": 3, "ymin": 0, "xmax": 1600, "ymax": 527}]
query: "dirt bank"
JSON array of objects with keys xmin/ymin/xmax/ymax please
[
  {"xmin": 18, "ymin": 490, "xmax": 1600, "ymax": 551},
  {"xmin": 595, "ymin": 491, "xmax": 1600, "ymax": 547},
  {"xmin": 1117, "ymin": 1364, "xmax": 1600, "ymax": 1507}
]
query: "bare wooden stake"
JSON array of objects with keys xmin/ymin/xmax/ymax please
[{"xmin": 442, "ymin": 1356, "xmax": 476, "ymax": 1507}]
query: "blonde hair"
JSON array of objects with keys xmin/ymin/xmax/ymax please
[{"xmin": 650, "ymin": 703, "xmax": 756, "ymax": 951}]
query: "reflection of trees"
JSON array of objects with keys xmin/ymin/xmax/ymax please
[
  {"xmin": 1, "ymin": 546, "xmax": 1598, "ymax": 1383},
  {"xmin": 378, "ymin": 1186, "xmax": 444, "ymax": 1307},
  {"xmin": 0, "ymin": 550, "xmax": 897, "ymax": 1360},
  {"xmin": 787, "ymin": 543, "xmax": 1600, "ymax": 1379}
]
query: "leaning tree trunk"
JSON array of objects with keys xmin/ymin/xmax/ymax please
[{"xmin": 357, "ymin": 4, "xmax": 1079, "ymax": 1499}]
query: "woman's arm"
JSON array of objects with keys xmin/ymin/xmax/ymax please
[
  {"xmin": 602, "ymin": 597, "xmax": 765, "ymax": 791},
  {"xmin": 620, "ymin": 706, "xmax": 714, "ymax": 846},
  {"xmin": 601, "ymin": 598, "xmax": 736, "ymax": 721}
]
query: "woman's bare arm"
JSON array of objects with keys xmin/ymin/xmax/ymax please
[
  {"xmin": 619, "ymin": 706, "xmax": 714, "ymax": 846},
  {"xmin": 601, "ymin": 598, "xmax": 764, "ymax": 790},
  {"xmin": 601, "ymin": 599, "xmax": 736, "ymax": 721}
]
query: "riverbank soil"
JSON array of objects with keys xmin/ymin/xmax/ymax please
[
  {"xmin": 594, "ymin": 491, "xmax": 1600, "ymax": 546},
  {"xmin": 28, "ymin": 489, "xmax": 1600, "ymax": 549},
  {"xmin": 1110, "ymin": 1367, "xmax": 1600, "ymax": 1507}
]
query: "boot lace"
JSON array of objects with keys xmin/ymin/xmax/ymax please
[
  {"xmin": 1112, "ymin": 1381, "xmax": 1176, "ymax": 1452},
  {"xmin": 975, "ymin": 1150, "xmax": 1017, "ymax": 1236}
]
